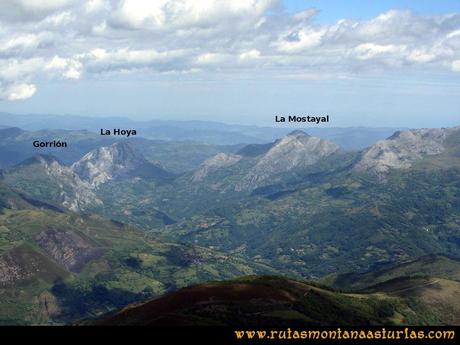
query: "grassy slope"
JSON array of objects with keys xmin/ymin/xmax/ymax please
[
  {"xmin": 163, "ymin": 164, "xmax": 460, "ymax": 278},
  {"xmin": 321, "ymin": 255, "xmax": 460, "ymax": 290},
  {"xmin": 92, "ymin": 275, "xmax": 460, "ymax": 326},
  {"xmin": 0, "ymin": 183, "xmax": 276, "ymax": 324},
  {"xmin": 320, "ymin": 255, "xmax": 460, "ymax": 325},
  {"xmin": 160, "ymin": 130, "xmax": 460, "ymax": 278}
]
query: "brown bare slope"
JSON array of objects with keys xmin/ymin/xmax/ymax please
[{"xmin": 92, "ymin": 275, "xmax": 460, "ymax": 326}]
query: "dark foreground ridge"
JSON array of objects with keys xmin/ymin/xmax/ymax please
[{"xmin": 90, "ymin": 273, "xmax": 460, "ymax": 326}]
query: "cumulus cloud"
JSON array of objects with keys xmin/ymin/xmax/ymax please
[
  {"xmin": 0, "ymin": 0, "xmax": 76, "ymax": 22},
  {"xmin": 273, "ymin": 28, "xmax": 325, "ymax": 52},
  {"xmin": 0, "ymin": 0, "xmax": 459, "ymax": 100},
  {"xmin": 82, "ymin": 47, "xmax": 191, "ymax": 73},
  {"xmin": 109, "ymin": 0, "xmax": 276, "ymax": 31},
  {"xmin": 452, "ymin": 60, "xmax": 460, "ymax": 72},
  {"xmin": 0, "ymin": 55, "xmax": 83, "ymax": 100},
  {"xmin": 46, "ymin": 56, "xmax": 83, "ymax": 79},
  {"xmin": 0, "ymin": 83, "xmax": 37, "ymax": 100}
]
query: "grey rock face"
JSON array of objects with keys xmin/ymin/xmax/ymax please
[
  {"xmin": 71, "ymin": 142, "xmax": 144, "ymax": 187},
  {"xmin": 354, "ymin": 127, "xmax": 458, "ymax": 175},
  {"xmin": 192, "ymin": 153, "xmax": 242, "ymax": 182},
  {"xmin": 34, "ymin": 229, "xmax": 104, "ymax": 273},
  {"xmin": 29, "ymin": 155, "xmax": 102, "ymax": 212},
  {"xmin": 236, "ymin": 131, "xmax": 340, "ymax": 191},
  {"xmin": 0, "ymin": 246, "xmax": 59, "ymax": 286},
  {"xmin": 71, "ymin": 141, "xmax": 174, "ymax": 186},
  {"xmin": 0, "ymin": 252, "xmax": 31, "ymax": 286}
]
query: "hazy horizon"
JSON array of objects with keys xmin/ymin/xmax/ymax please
[{"xmin": 0, "ymin": 110, "xmax": 435, "ymax": 129}]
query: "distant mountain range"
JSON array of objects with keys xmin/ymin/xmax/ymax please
[
  {"xmin": 0, "ymin": 112, "xmax": 402, "ymax": 149},
  {"xmin": 0, "ymin": 126, "xmax": 237, "ymax": 173},
  {"xmin": 0, "ymin": 120, "xmax": 459, "ymax": 325},
  {"xmin": 3, "ymin": 125, "xmax": 460, "ymax": 275}
]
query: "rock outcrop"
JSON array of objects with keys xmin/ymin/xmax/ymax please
[
  {"xmin": 354, "ymin": 127, "xmax": 460, "ymax": 175},
  {"xmin": 14, "ymin": 155, "xmax": 102, "ymax": 212},
  {"xmin": 0, "ymin": 246, "xmax": 61, "ymax": 286},
  {"xmin": 236, "ymin": 130, "xmax": 340, "ymax": 190},
  {"xmin": 34, "ymin": 229, "xmax": 104, "ymax": 273},
  {"xmin": 192, "ymin": 153, "xmax": 242, "ymax": 181},
  {"xmin": 72, "ymin": 142, "xmax": 174, "ymax": 186}
]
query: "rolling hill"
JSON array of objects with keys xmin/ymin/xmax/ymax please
[
  {"xmin": 322, "ymin": 255, "xmax": 460, "ymax": 291},
  {"xmin": 0, "ymin": 182, "xmax": 276, "ymax": 325},
  {"xmin": 92, "ymin": 274, "xmax": 460, "ymax": 326}
]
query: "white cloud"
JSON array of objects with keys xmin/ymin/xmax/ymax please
[
  {"xmin": 354, "ymin": 43, "xmax": 407, "ymax": 60},
  {"xmin": 0, "ymin": 82, "xmax": 37, "ymax": 100},
  {"xmin": 83, "ymin": 47, "xmax": 190, "ymax": 73},
  {"xmin": 273, "ymin": 28, "xmax": 325, "ymax": 52},
  {"xmin": 452, "ymin": 60, "xmax": 460, "ymax": 72},
  {"xmin": 85, "ymin": 0, "xmax": 106, "ymax": 14},
  {"xmin": 407, "ymin": 49, "xmax": 438, "ymax": 63},
  {"xmin": 0, "ymin": 58, "xmax": 45, "ymax": 81},
  {"xmin": 239, "ymin": 49, "xmax": 261, "ymax": 61},
  {"xmin": 46, "ymin": 56, "xmax": 83, "ymax": 79},
  {"xmin": 0, "ymin": 55, "xmax": 81, "ymax": 100},
  {"xmin": 0, "ymin": 0, "xmax": 76, "ymax": 22},
  {"xmin": 109, "ymin": 0, "xmax": 276, "ymax": 31},
  {"xmin": 0, "ymin": 1, "xmax": 459, "ymax": 101},
  {"xmin": 42, "ymin": 10, "xmax": 75, "ymax": 26},
  {"xmin": 292, "ymin": 8, "xmax": 318, "ymax": 22},
  {"xmin": 0, "ymin": 34, "xmax": 40, "ymax": 57},
  {"xmin": 196, "ymin": 52, "xmax": 227, "ymax": 66}
]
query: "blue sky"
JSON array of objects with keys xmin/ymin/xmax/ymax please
[
  {"xmin": 0, "ymin": 0, "xmax": 459, "ymax": 128},
  {"xmin": 283, "ymin": 0, "xmax": 460, "ymax": 21}
]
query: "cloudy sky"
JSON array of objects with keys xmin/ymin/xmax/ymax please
[{"xmin": 0, "ymin": 0, "xmax": 459, "ymax": 127}]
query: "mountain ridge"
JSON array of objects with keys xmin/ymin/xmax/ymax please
[
  {"xmin": 0, "ymin": 112, "xmax": 404, "ymax": 149},
  {"xmin": 4, "ymin": 154, "xmax": 102, "ymax": 212},
  {"xmin": 2, "ymin": 125, "xmax": 460, "ymax": 280},
  {"xmin": 354, "ymin": 126, "xmax": 460, "ymax": 176},
  {"xmin": 71, "ymin": 142, "xmax": 175, "ymax": 187},
  {"xmin": 235, "ymin": 130, "xmax": 340, "ymax": 191},
  {"xmin": 91, "ymin": 272, "xmax": 460, "ymax": 326}
]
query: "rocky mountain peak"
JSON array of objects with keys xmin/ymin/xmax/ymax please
[
  {"xmin": 107, "ymin": 141, "xmax": 143, "ymax": 163},
  {"xmin": 71, "ymin": 142, "xmax": 142, "ymax": 186},
  {"xmin": 84, "ymin": 141, "xmax": 143, "ymax": 166},
  {"xmin": 236, "ymin": 132, "xmax": 340, "ymax": 191},
  {"xmin": 354, "ymin": 127, "xmax": 457, "ymax": 175},
  {"xmin": 287, "ymin": 130, "xmax": 310, "ymax": 138},
  {"xmin": 72, "ymin": 141, "xmax": 174, "ymax": 186},
  {"xmin": 268, "ymin": 131, "xmax": 339, "ymax": 159},
  {"xmin": 8, "ymin": 155, "xmax": 102, "ymax": 212}
]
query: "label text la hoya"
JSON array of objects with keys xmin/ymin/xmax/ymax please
[{"xmin": 100, "ymin": 129, "xmax": 137, "ymax": 137}]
